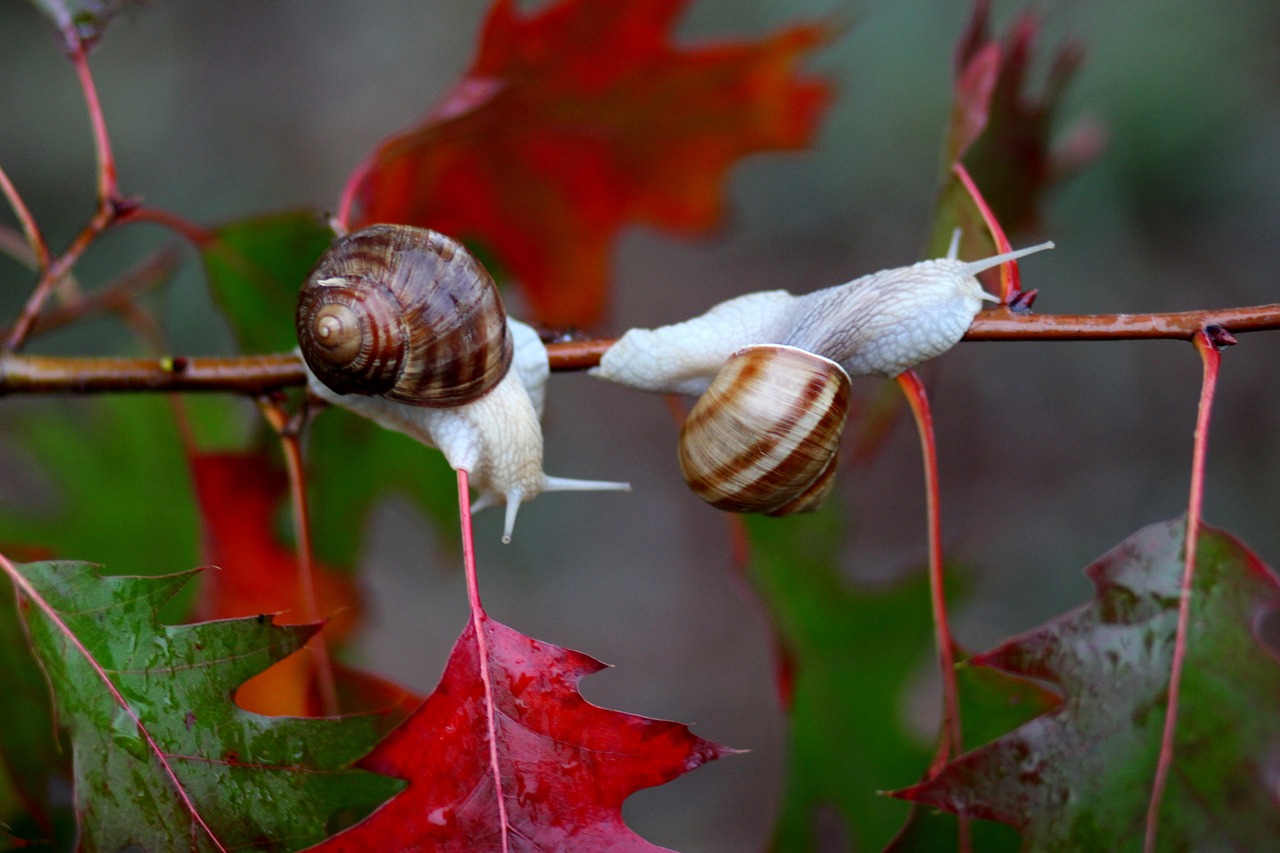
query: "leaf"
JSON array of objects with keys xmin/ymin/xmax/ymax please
[
  {"xmin": 884, "ymin": 652, "xmax": 1057, "ymax": 852},
  {"xmin": 0, "ymin": 398, "xmax": 200, "ymax": 611},
  {"xmin": 743, "ymin": 510, "xmax": 1054, "ymax": 851},
  {"xmin": 190, "ymin": 452, "xmax": 363, "ymax": 717},
  {"xmin": 741, "ymin": 511, "xmax": 938, "ymax": 851},
  {"xmin": 894, "ymin": 519, "xmax": 1280, "ymax": 850},
  {"xmin": 26, "ymin": 0, "xmax": 130, "ymax": 51},
  {"xmin": 305, "ymin": 409, "xmax": 459, "ymax": 567},
  {"xmin": 947, "ymin": 0, "xmax": 1101, "ymax": 234},
  {"xmin": 201, "ymin": 211, "xmax": 336, "ymax": 355},
  {"xmin": 306, "ymin": 613, "xmax": 729, "ymax": 851},
  {"xmin": 350, "ymin": 0, "xmax": 835, "ymax": 327},
  {"xmin": 10, "ymin": 560, "xmax": 402, "ymax": 851},
  {"xmin": 0, "ymin": 561, "xmax": 73, "ymax": 846}
]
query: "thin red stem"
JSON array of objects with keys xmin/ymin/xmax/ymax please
[
  {"xmin": 70, "ymin": 47, "xmax": 118, "ymax": 205},
  {"xmin": 0, "ymin": 550, "xmax": 227, "ymax": 851},
  {"xmin": 1144, "ymin": 330, "xmax": 1220, "ymax": 853},
  {"xmin": 334, "ymin": 155, "xmax": 376, "ymax": 233},
  {"xmin": 257, "ymin": 397, "xmax": 339, "ymax": 717},
  {"xmin": 895, "ymin": 376, "xmax": 963, "ymax": 749},
  {"xmin": 119, "ymin": 206, "xmax": 216, "ymax": 247},
  {"xmin": 456, "ymin": 469, "xmax": 510, "ymax": 853},
  {"xmin": 953, "ymin": 162, "xmax": 1017, "ymax": 300},
  {"xmin": 897, "ymin": 370, "xmax": 969, "ymax": 850},
  {"xmin": 5, "ymin": 203, "xmax": 113, "ymax": 351},
  {"xmin": 0, "ymin": 163, "xmax": 50, "ymax": 269}
]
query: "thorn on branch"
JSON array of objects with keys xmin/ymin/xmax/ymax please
[
  {"xmin": 1204, "ymin": 324, "xmax": 1238, "ymax": 350},
  {"xmin": 1008, "ymin": 288, "xmax": 1038, "ymax": 314}
]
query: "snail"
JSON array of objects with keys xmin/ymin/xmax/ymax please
[
  {"xmin": 297, "ymin": 224, "xmax": 629, "ymax": 543},
  {"xmin": 679, "ymin": 344, "xmax": 850, "ymax": 515},
  {"xmin": 593, "ymin": 235, "xmax": 1054, "ymax": 513}
]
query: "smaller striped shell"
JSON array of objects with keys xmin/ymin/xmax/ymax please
[
  {"xmin": 297, "ymin": 224, "xmax": 513, "ymax": 408},
  {"xmin": 678, "ymin": 344, "xmax": 850, "ymax": 516}
]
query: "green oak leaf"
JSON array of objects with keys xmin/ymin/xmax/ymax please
[
  {"xmin": 12, "ymin": 560, "xmax": 402, "ymax": 851},
  {"xmin": 0, "ymin": 398, "xmax": 199, "ymax": 595},
  {"xmin": 745, "ymin": 510, "xmax": 1049, "ymax": 852},
  {"xmin": 201, "ymin": 210, "xmax": 336, "ymax": 356},
  {"xmin": 895, "ymin": 518, "xmax": 1280, "ymax": 850},
  {"xmin": 0, "ymin": 571, "xmax": 74, "ymax": 847}
]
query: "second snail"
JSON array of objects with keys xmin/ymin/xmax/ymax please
[{"xmin": 592, "ymin": 234, "xmax": 1054, "ymax": 514}]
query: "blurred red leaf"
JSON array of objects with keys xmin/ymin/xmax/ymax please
[
  {"xmin": 190, "ymin": 452, "xmax": 361, "ymax": 716},
  {"xmin": 308, "ymin": 613, "xmax": 730, "ymax": 851},
  {"xmin": 948, "ymin": 0, "xmax": 1101, "ymax": 232},
  {"xmin": 348, "ymin": 0, "xmax": 834, "ymax": 328}
]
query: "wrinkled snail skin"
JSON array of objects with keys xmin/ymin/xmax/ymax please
[
  {"xmin": 592, "ymin": 241, "xmax": 1054, "ymax": 391},
  {"xmin": 298, "ymin": 225, "xmax": 628, "ymax": 543},
  {"xmin": 678, "ymin": 344, "xmax": 850, "ymax": 515},
  {"xmin": 593, "ymin": 238, "xmax": 1054, "ymax": 515}
]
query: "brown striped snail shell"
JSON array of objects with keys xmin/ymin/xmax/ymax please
[
  {"xmin": 678, "ymin": 343, "xmax": 850, "ymax": 515},
  {"xmin": 297, "ymin": 224, "xmax": 513, "ymax": 408}
]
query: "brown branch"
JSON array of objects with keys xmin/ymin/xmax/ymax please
[
  {"xmin": 963, "ymin": 304, "xmax": 1280, "ymax": 339},
  {"xmin": 3, "ymin": 304, "xmax": 1280, "ymax": 397},
  {"xmin": 0, "ymin": 353, "xmax": 305, "ymax": 395}
]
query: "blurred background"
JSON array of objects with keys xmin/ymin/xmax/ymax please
[{"xmin": 3, "ymin": 0, "xmax": 1280, "ymax": 849}]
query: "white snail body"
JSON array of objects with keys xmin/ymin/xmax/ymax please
[
  {"xmin": 298, "ymin": 225, "xmax": 628, "ymax": 543},
  {"xmin": 593, "ymin": 240, "xmax": 1054, "ymax": 392},
  {"xmin": 593, "ymin": 237, "xmax": 1054, "ymax": 514}
]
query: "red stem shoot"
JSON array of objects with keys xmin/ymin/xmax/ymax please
[
  {"xmin": 119, "ymin": 206, "xmax": 217, "ymax": 246},
  {"xmin": 456, "ymin": 469, "xmax": 510, "ymax": 853},
  {"xmin": 70, "ymin": 47, "xmax": 118, "ymax": 206},
  {"xmin": 333, "ymin": 155, "xmax": 375, "ymax": 233},
  {"xmin": 952, "ymin": 162, "xmax": 1018, "ymax": 300},
  {"xmin": 897, "ymin": 370, "xmax": 969, "ymax": 850},
  {"xmin": 0, "ymin": 163, "xmax": 50, "ymax": 269},
  {"xmin": 896, "ymin": 372, "xmax": 963, "ymax": 760},
  {"xmin": 257, "ymin": 397, "xmax": 339, "ymax": 717},
  {"xmin": 1143, "ymin": 330, "xmax": 1220, "ymax": 853},
  {"xmin": 0, "ymin": 550, "xmax": 227, "ymax": 851}
]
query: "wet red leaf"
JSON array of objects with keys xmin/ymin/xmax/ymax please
[
  {"xmin": 308, "ymin": 613, "xmax": 730, "ymax": 851},
  {"xmin": 348, "ymin": 0, "xmax": 834, "ymax": 328}
]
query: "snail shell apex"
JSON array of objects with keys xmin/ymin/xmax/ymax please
[
  {"xmin": 297, "ymin": 224, "xmax": 513, "ymax": 408},
  {"xmin": 679, "ymin": 344, "xmax": 850, "ymax": 515}
]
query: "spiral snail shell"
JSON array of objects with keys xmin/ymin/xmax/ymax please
[
  {"xmin": 679, "ymin": 344, "xmax": 849, "ymax": 515},
  {"xmin": 297, "ymin": 224, "xmax": 628, "ymax": 543},
  {"xmin": 297, "ymin": 224, "xmax": 513, "ymax": 408}
]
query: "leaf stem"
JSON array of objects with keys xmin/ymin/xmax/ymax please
[
  {"xmin": 1144, "ymin": 329, "xmax": 1221, "ymax": 853},
  {"xmin": 953, "ymin": 162, "xmax": 1017, "ymax": 300},
  {"xmin": 456, "ymin": 469, "xmax": 512, "ymax": 853},
  {"xmin": 0, "ymin": 163, "xmax": 50, "ymax": 270},
  {"xmin": 256, "ymin": 396, "xmax": 339, "ymax": 717},
  {"xmin": 0, "ymin": 550, "xmax": 228, "ymax": 851},
  {"xmin": 69, "ymin": 46, "xmax": 119, "ymax": 207},
  {"xmin": 895, "ymin": 377, "xmax": 963, "ymax": 745}
]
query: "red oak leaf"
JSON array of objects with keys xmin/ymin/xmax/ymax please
[
  {"xmin": 347, "ymin": 0, "xmax": 834, "ymax": 327},
  {"xmin": 190, "ymin": 452, "xmax": 361, "ymax": 716},
  {"xmin": 307, "ymin": 613, "xmax": 730, "ymax": 851},
  {"xmin": 949, "ymin": 0, "xmax": 1102, "ymax": 231}
]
